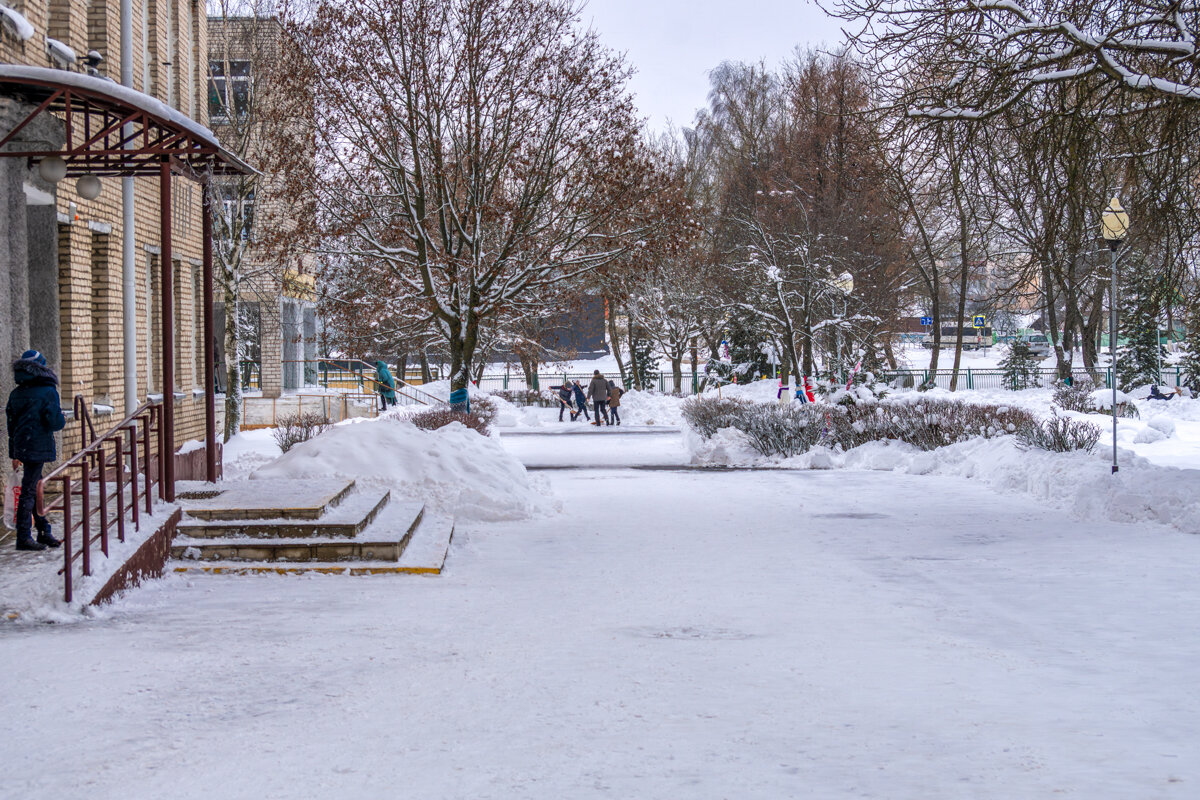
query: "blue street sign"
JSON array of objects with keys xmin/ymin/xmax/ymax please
[
  {"xmin": 973, "ymin": 315, "xmax": 986, "ymax": 328},
  {"xmin": 920, "ymin": 316, "xmax": 932, "ymax": 326}
]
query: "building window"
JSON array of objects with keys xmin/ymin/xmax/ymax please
[
  {"xmin": 215, "ymin": 184, "xmax": 255, "ymax": 242},
  {"xmin": 208, "ymin": 59, "xmax": 251, "ymax": 119}
]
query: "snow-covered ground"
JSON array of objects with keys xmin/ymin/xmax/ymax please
[{"xmin": 1, "ymin": 429, "xmax": 1198, "ymax": 798}]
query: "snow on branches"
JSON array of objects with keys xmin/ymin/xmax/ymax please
[
  {"xmin": 828, "ymin": 1, "xmax": 1200, "ymax": 117},
  {"xmin": 290, "ymin": 0, "xmax": 669, "ymax": 390}
]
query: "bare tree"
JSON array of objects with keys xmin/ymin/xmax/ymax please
[
  {"xmin": 208, "ymin": 1, "xmax": 314, "ymax": 439},
  {"xmin": 829, "ymin": 0, "xmax": 1200, "ymax": 118},
  {"xmin": 289, "ymin": 0, "xmax": 665, "ymax": 397}
]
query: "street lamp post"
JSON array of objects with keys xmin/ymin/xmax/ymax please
[
  {"xmin": 1101, "ymin": 197, "xmax": 1130, "ymax": 475},
  {"xmin": 834, "ymin": 272, "xmax": 854, "ymax": 385}
]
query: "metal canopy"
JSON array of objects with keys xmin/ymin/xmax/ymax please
[{"xmin": 0, "ymin": 65, "xmax": 255, "ymax": 179}]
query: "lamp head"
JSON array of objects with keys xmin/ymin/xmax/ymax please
[
  {"xmin": 37, "ymin": 155, "xmax": 67, "ymax": 183},
  {"xmin": 1101, "ymin": 197, "xmax": 1130, "ymax": 243},
  {"xmin": 76, "ymin": 174, "xmax": 102, "ymax": 200}
]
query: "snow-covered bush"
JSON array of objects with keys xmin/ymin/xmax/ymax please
[
  {"xmin": 680, "ymin": 396, "xmax": 753, "ymax": 439},
  {"xmin": 738, "ymin": 403, "xmax": 824, "ymax": 457},
  {"xmin": 411, "ymin": 397, "xmax": 495, "ymax": 436},
  {"xmin": 1016, "ymin": 412, "xmax": 1101, "ymax": 453},
  {"xmin": 825, "ymin": 400, "xmax": 1035, "ymax": 452},
  {"xmin": 1088, "ymin": 388, "xmax": 1140, "ymax": 418},
  {"xmin": 813, "ymin": 374, "xmax": 889, "ymax": 406},
  {"xmin": 1053, "ymin": 377, "xmax": 1097, "ymax": 412},
  {"xmin": 682, "ymin": 395, "xmax": 1035, "ymax": 457},
  {"xmin": 272, "ymin": 412, "xmax": 332, "ymax": 453}
]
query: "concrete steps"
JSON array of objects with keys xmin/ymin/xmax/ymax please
[
  {"xmin": 179, "ymin": 479, "xmax": 356, "ymax": 521},
  {"xmin": 175, "ymin": 488, "xmax": 392, "ymax": 540},
  {"xmin": 169, "ymin": 479, "xmax": 455, "ymax": 574}
]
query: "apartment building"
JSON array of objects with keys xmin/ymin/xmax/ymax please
[{"xmin": 0, "ymin": 0, "xmax": 250, "ymax": 485}]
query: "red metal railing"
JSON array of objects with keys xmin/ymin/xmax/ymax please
[{"xmin": 36, "ymin": 398, "xmax": 166, "ymax": 603}]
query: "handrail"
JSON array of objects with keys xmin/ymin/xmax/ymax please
[
  {"xmin": 314, "ymin": 358, "xmax": 445, "ymax": 406},
  {"xmin": 36, "ymin": 398, "xmax": 165, "ymax": 603},
  {"xmin": 73, "ymin": 394, "xmax": 96, "ymax": 446}
]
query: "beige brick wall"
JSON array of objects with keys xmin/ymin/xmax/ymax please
[{"xmin": 1, "ymin": 0, "xmax": 215, "ymax": 464}]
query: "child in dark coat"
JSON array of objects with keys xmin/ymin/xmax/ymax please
[
  {"xmin": 571, "ymin": 381, "xmax": 590, "ymax": 422},
  {"xmin": 6, "ymin": 350, "xmax": 66, "ymax": 551}
]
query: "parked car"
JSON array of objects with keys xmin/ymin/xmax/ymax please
[{"xmin": 1022, "ymin": 334, "xmax": 1052, "ymax": 358}]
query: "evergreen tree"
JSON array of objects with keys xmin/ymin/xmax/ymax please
[
  {"xmin": 708, "ymin": 315, "xmax": 771, "ymax": 385},
  {"xmin": 1116, "ymin": 256, "xmax": 1164, "ymax": 391},
  {"xmin": 629, "ymin": 328, "xmax": 658, "ymax": 391},
  {"xmin": 999, "ymin": 340, "xmax": 1041, "ymax": 390},
  {"xmin": 1179, "ymin": 304, "xmax": 1200, "ymax": 394}
]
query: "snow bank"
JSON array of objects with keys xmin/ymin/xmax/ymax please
[
  {"xmin": 250, "ymin": 417, "xmax": 557, "ymax": 521},
  {"xmin": 684, "ymin": 429, "xmax": 1200, "ymax": 536},
  {"xmin": 613, "ymin": 389, "xmax": 685, "ymax": 427}
]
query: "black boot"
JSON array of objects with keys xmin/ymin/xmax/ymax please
[
  {"xmin": 16, "ymin": 535, "xmax": 47, "ymax": 552},
  {"xmin": 36, "ymin": 528, "xmax": 62, "ymax": 548}
]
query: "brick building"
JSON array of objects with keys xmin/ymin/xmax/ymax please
[
  {"xmin": 207, "ymin": 14, "xmax": 318, "ymax": 399},
  {"xmin": 0, "ymin": 0, "xmax": 249, "ymax": 484}
]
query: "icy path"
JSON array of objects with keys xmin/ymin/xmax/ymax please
[{"xmin": 2, "ymin": 435, "xmax": 1199, "ymax": 798}]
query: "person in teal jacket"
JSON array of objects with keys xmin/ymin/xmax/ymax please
[{"xmin": 375, "ymin": 360, "xmax": 397, "ymax": 410}]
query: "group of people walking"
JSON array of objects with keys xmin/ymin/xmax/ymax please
[{"xmin": 551, "ymin": 370, "xmax": 623, "ymax": 426}]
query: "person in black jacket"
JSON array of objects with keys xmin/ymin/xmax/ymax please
[
  {"xmin": 6, "ymin": 350, "xmax": 66, "ymax": 551},
  {"xmin": 548, "ymin": 383, "xmax": 577, "ymax": 422}
]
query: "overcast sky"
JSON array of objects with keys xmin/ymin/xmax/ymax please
[{"xmin": 582, "ymin": 0, "xmax": 847, "ymax": 133}]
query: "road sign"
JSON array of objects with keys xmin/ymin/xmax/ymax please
[
  {"xmin": 972, "ymin": 315, "xmax": 986, "ymax": 328},
  {"xmin": 920, "ymin": 316, "xmax": 932, "ymax": 326}
]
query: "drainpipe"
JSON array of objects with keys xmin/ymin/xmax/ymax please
[{"xmin": 121, "ymin": 0, "xmax": 137, "ymax": 414}]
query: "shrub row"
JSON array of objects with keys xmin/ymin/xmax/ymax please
[{"xmin": 682, "ymin": 396, "xmax": 1099, "ymax": 456}]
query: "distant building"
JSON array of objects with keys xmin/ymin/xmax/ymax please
[{"xmin": 207, "ymin": 15, "xmax": 318, "ymax": 396}]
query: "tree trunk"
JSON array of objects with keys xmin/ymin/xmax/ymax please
[
  {"xmin": 949, "ymin": 248, "xmax": 969, "ymax": 392},
  {"xmin": 448, "ymin": 316, "xmax": 479, "ymax": 394},
  {"xmin": 801, "ymin": 292, "xmax": 814, "ymax": 377},
  {"xmin": 222, "ymin": 281, "xmax": 241, "ymax": 442},
  {"xmin": 395, "ymin": 352, "xmax": 408, "ymax": 385},
  {"xmin": 419, "ymin": 351, "xmax": 432, "ymax": 384},
  {"xmin": 607, "ymin": 298, "xmax": 627, "ymax": 386},
  {"xmin": 671, "ymin": 355, "xmax": 683, "ymax": 394},
  {"xmin": 627, "ymin": 320, "xmax": 640, "ymax": 390},
  {"xmin": 1043, "ymin": 261, "xmax": 1068, "ymax": 380}
]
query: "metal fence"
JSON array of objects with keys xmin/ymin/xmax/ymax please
[
  {"xmin": 475, "ymin": 371, "xmax": 712, "ymax": 396},
  {"xmin": 239, "ymin": 393, "xmax": 381, "ymax": 430}
]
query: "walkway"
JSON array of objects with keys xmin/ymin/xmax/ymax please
[{"xmin": 0, "ymin": 431, "xmax": 1197, "ymax": 798}]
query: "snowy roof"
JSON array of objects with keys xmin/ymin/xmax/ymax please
[{"xmin": 0, "ymin": 64, "xmax": 256, "ymax": 177}]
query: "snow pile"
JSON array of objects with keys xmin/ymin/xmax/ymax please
[
  {"xmin": 682, "ymin": 425, "xmax": 759, "ymax": 466},
  {"xmin": 684, "ymin": 429, "xmax": 1200, "ymax": 536},
  {"xmin": 707, "ymin": 378, "xmax": 784, "ymax": 404},
  {"xmin": 485, "ymin": 393, "xmax": 547, "ymax": 428},
  {"xmin": 1089, "ymin": 387, "xmax": 1133, "ymax": 410},
  {"xmin": 614, "ymin": 389, "xmax": 685, "ymax": 426},
  {"xmin": 1134, "ymin": 415, "xmax": 1176, "ymax": 444},
  {"xmin": 250, "ymin": 416, "xmax": 556, "ymax": 521},
  {"xmin": 221, "ymin": 428, "xmax": 283, "ymax": 479}
]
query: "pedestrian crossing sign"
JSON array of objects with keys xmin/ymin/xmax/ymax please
[{"xmin": 972, "ymin": 315, "xmax": 986, "ymax": 328}]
